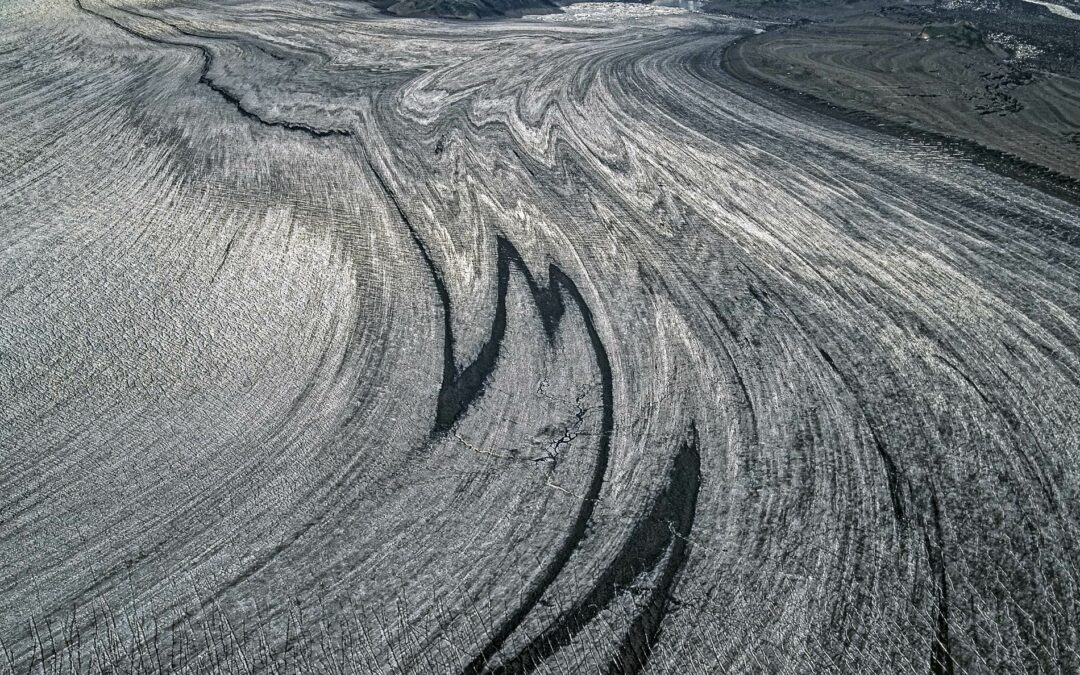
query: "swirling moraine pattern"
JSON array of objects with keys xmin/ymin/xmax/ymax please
[{"xmin": 1, "ymin": 1, "xmax": 1078, "ymax": 673}]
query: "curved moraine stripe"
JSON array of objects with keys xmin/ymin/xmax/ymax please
[{"xmin": 1, "ymin": 0, "xmax": 1078, "ymax": 673}]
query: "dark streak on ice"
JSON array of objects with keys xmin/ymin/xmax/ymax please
[
  {"xmin": 189, "ymin": 47, "xmax": 347, "ymax": 138},
  {"xmin": 433, "ymin": 237, "xmax": 584, "ymax": 435},
  {"xmin": 605, "ymin": 429, "xmax": 700, "ymax": 675},
  {"xmin": 818, "ymin": 348, "xmax": 906, "ymax": 523},
  {"xmin": 491, "ymin": 428, "xmax": 702, "ymax": 675},
  {"xmin": 454, "ymin": 241, "xmax": 616, "ymax": 675},
  {"xmin": 927, "ymin": 490, "xmax": 955, "ymax": 675},
  {"xmin": 363, "ymin": 157, "xmax": 460, "ymax": 434},
  {"xmin": 361, "ymin": 157, "xmax": 624, "ymax": 675},
  {"xmin": 73, "ymin": 0, "xmax": 347, "ymax": 138},
  {"xmin": 364, "ymin": 158, "xmax": 593, "ymax": 437}
]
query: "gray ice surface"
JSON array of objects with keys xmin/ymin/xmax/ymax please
[{"xmin": 1, "ymin": 1, "xmax": 1078, "ymax": 673}]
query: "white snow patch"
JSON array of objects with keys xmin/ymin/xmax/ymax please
[
  {"xmin": 987, "ymin": 31, "xmax": 1045, "ymax": 60},
  {"xmin": 526, "ymin": 2, "xmax": 691, "ymax": 22},
  {"xmin": 1020, "ymin": 0, "xmax": 1080, "ymax": 20}
]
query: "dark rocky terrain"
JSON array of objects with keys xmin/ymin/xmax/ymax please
[
  {"xmin": 725, "ymin": 1, "xmax": 1080, "ymax": 193},
  {"xmin": 2, "ymin": 0, "xmax": 1078, "ymax": 673}
]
